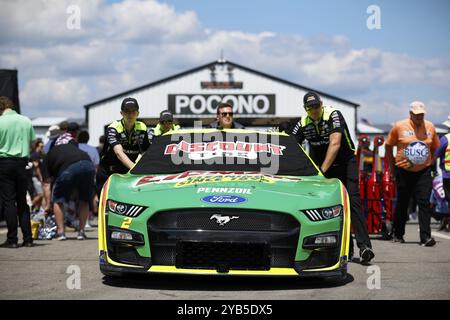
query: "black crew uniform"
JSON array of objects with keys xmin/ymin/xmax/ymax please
[
  {"xmin": 292, "ymin": 106, "xmax": 372, "ymax": 255},
  {"xmin": 96, "ymin": 120, "xmax": 150, "ymax": 192}
]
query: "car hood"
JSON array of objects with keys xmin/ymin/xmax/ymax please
[{"xmin": 106, "ymin": 171, "xmax": 343, "ymax": 212}]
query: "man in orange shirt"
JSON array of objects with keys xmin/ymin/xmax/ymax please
[{"xmin": 385, "ymin": 101, "xmax": 440, "ymax": 246}]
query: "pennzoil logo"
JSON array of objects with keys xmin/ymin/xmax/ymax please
[
  {"xmin": 135, "ymin": 171, "xmax": 302, "ymax": 188},
  {"xmin": 164, "ymin": 141, "xmax": 286, "ymax": 160}
]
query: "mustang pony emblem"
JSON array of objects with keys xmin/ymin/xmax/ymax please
[{"xmin": 210, "ymin": 214, "xmax": 239, "ymax": 226}]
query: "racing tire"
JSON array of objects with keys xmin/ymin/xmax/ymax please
[{"xmin": 323, "ymin": 269, "xmax": 348, "ymax": 284}]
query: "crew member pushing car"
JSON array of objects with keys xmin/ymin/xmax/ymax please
[
  {"xmin": 292, "ymin": 91, "xmax": 375, "ymax": 264},
  {"xmin": 96, "ymin": 97, "xmax": 150, "ymax": 193}
]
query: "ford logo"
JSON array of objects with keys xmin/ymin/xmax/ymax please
[{"xmin": 201, "ymin": 195, "xmax": 247, "ymax": 204}]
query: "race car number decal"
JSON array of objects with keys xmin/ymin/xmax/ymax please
[{"xmin": 120, "ymin": 217, "xmax": 133, "ymax": 229}]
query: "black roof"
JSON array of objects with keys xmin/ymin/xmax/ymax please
[
  {"xmin": 84, "ymin": 60, "xmax": 359, "ymax": 110},
  {"xmin": 130, "ymin": 130, "xmax": 320, "ymax": 176}
]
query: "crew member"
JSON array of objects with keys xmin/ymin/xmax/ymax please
[
  {"xmin": 149, "ymin": 110, "xmax": 180, "ymax": 143},
  {"xmin": 97, "ymin": 97, "xmax": 150, "ymax": 192},
  {"xmin": 292, "ymin": 91, "xmax": 374, "ymax": 263}
]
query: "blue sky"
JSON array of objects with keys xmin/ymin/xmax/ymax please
[
  {"xmin": 1, "ymin": 0, "xmax": 449, "ymax": 124},
  {"xmin": 160, "ymin": 0, "xmax": 450, "ymax": 58}
]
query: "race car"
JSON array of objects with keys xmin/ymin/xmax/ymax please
[{"xmin": 98, "ymin": 129, "xmax": 350, "ymax": 279}]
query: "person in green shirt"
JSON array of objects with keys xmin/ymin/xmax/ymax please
[{"xmin": 0, "ymin": 96, "xmax": 36, "ymax": 248}]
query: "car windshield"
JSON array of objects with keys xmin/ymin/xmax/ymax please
[{"xmin": 130, "ymin": 130, "xmax": 320, "ymax": 176}]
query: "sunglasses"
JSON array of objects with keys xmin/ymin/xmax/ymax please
[
  {"xmin": 220, "ymin": 112, "xmax": 234, "ymax": 117},
  {"xmin": 161, "ymin": 120, "xmax": 173, "ymax": 125}
]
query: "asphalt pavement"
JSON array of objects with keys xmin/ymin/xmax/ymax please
[{"xmin": 0, "ymin": 220, "xmax": 449, "ymax": 300}]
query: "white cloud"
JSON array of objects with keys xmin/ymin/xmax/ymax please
[
  {"xmin": 426, "ymin": 100, "xmax": 450, "ymax": 120},
  {"xmin": 0, "ymin": 0, "xmax": 103, "ymax": 46},
  {"xmin": 21, "ymin": 78, "xmax": 90, "ymax": 116},
  {"xmin": 299, "ymin": 49, "xmax": 450, "ymax": 91},
  {"xmin": 104, "ymin": 0, "xmax": 201, "ymax": 42},
  {"xmin": 1, "ymin": 0, "xmax": 449, "ymax": 124},
  {"xmin": 357, "ymin": 98, "xmax": 450, "ymax": 126}
]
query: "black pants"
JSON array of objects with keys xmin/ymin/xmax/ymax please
[
  {"xmin": 325, "ymin": 157, "xmax": 372, "ymax": 250},
  {"xmin": 95, "ymin": 166, "xmax": 110, "ymax": 197},
  {"xmin": 96, "ymin": 164, "xmax": 130, "ymax": 196},
  {"xmin": 0, "ymin": 158, "xmax": 32, "ymax": 244},
  {"xmin": 394, "ymin": 167, "xmax": 433, "ymax": 242}
]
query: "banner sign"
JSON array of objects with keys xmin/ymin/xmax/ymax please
[{"xmin": 168, "ymin": 94, "xmax": 275, "ymax": 115}]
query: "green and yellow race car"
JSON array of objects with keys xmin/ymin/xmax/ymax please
[{"xmin": 98, "ymin": 129, "xmax": 350, "ymax": 279}]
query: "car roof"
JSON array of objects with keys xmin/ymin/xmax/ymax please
[
  {"xmin": 161, "ymin": 128, "xmax": 289, "ymax": 136},
  {"xmin": 131, "ymin": 129, "xmax": 320, "ymax": 177}
]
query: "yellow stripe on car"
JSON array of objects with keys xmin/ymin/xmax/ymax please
[{"xmin": 147, "ymin": 266, "xmax": 298, "ymax": 275}]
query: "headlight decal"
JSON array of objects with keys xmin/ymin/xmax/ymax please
[
  {"xmin": 305, "ymin": 209, "xmax": 321, "ymax": 221},
  {"xmin": 303, "ymin": 205, "xmax": 342, "ymax": 222},
  {"xmin": 106, "ymin": 200, "xmax": 146, "ymax": 217}
]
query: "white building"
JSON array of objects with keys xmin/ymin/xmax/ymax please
[
  {"xmin": 31, "ymin": 117, "xmax": 86, "ymax": 144},
  {"xmin": 85, "ymin": 60, "xmax": 359, "ymax": 144},
  {"xmin": 31, "ymin": 117, "xmax": 68, "ymax": 143}
]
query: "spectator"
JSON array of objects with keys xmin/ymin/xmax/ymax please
[
  {"xmin": 385, "ymin": 101, "xmax": 440, "ymax": 246},
  {"xmin": 0, "ymin": 96, "xmax": 36, "ymax": 248},
  {"xmin": 97, "ymin": 135, "xmax": 105, "ymax": 156},
  {"xmin": 30, "ymin": 139, "xmax": 45, "ymax": 212},
  {"xmin": 55, "ymin": 122, "xmax": 79, "ymax": 146},
  {"xmin": 43, "ymin": 124, "xmax": 61, "ymax": 154},
  {"xmin": 43, "ymin": 144, "xmax": 95, "ymax": 240},
  {"xmin": 78, "ymin": 130, "xmax": 99, "ymax": 168},
  {"xmin": 77, "ymin": 130, "xmax": 99, "ymax": 227},
  {"xmin": 435, "ymin": 115, "xmax": 450, "ymax": 230},
  {"xmin": 209, "ymin": 102, "xmax": 244, "ymax": 129},
  {"xmin": 44, "ymin": 121, "xmax": 69, "ymax": 153},
  {"xmin": 429, "ymin": 176, "xmax": 449, "ymax": 231},
  {"xmin": 148, "ymin": 110, "xmax": 180, "ymax": 143}
]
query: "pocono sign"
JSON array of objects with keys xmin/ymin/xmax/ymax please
[{"xmin": 168, "ymin": 94, "xmax": 276, "ymax": 115}]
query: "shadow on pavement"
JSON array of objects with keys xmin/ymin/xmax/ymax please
[
  {"xmin": 371, "ymin": 236, "xmax": 421, "ymax": 245},
  {"xmin": 25, "ymin": 242, "xmax": 49, "ymax": 247},
  {"xmin": 63, "ymin": 237, "xmax": 98, "ymax": 241},
  {"xmin": 0, "ymin": 242, "xmax": 50, "ymax": 248},
  {"xmin": 102, "ymin": 272, "xmax": 354, "ymax": 291}
]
